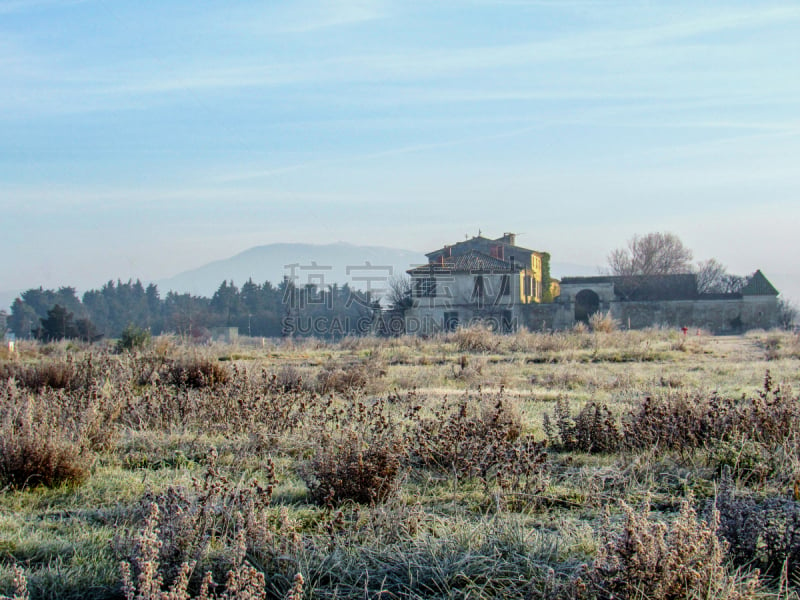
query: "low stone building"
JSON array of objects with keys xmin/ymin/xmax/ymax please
[{"xmin": 552, "ymin": 270, "xmax": 780, "ymax": 332}]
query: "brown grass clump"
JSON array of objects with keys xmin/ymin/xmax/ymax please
[
  {"xmin": 301, "ymin": 430, "xmax": 403, "ymax": 505},
  {"xmin": 0, "ymin": 425, "xmax": 89, "ymax": 490},
  {"xmin": 589, "ymin": 495, "xmax": 759, "ymax": 600},
  {"xmin": 118, "ymin": 450, "xmax": 306, "ymax": 597},
  {"xmin": 300, "ymin": 396, "xmax": 404, "ymax": 505},
  {"xmin": 408, "ymin": 390, "xmax": 549, "ymax": 500},
  {"xmin": 118, "ymin": 365, "xmax": 314, "ymax": 437},
  {"xmin": 0, "ymin": 353, "xmax": 103, "ymax": 392},
  {"xmin": 165, "ymin": 357, "xmax": 230, "ymax": 388},
  {"xmin": 1, "ymin": 565, "xmax": 29, "ymax": 600},
  {"xmin": 274, "ymin": 365, "xmax": 305, "ymax": 393},
  {"xmin": 0, "ymin": 390, "xmax": 91, "ymax": 489},
  {"xmin": 120, "ymin": 503, "xmax": 268, "ymax": 600},
  {"xmin": 451, "ymin": 325, "xmax": 500, "ymax": 353},
  {"xmin": 589, "ymin": 311, "xmax": 619, "ymax": 333},
  {"xmin": 0, "ymin": 360, "xmax": 77, "ymax": 390},
  {"xmin": 713, "ymin": 482, "xmax": 800, "ymax": 581},
  {"xmin": 314, "ymin": 354, "xmax": 386, "ymax": 395},
  {"xmin": 543, "ymin": 398, "xmax": 621, "ymax": 453},
  {"xmin": 315, "ymin": 361, "xmax": 370, "ymax": 395},
  {"xmin": 544, "ymin": 371, "xmax": 800, "ymax": 457}
]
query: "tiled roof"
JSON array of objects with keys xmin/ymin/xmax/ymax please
[
  {"xmin": 425, "ymin": 235, "xmax": 538, "ymax": 259},
  {"xmin": 741, "ymin": 270, "xmax": 779, "ymax": 296},
  {"xmin": 424, "ymin": 236, "xmax": 492, "ymax": 258},
  {"xmin": 407, "ymin": 250, "xmax": 523, "ymax": 275}
]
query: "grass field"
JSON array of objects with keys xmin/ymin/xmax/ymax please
[{"xmin": 1, "ymin": 326, "xmax": 799, "ymax": 599}]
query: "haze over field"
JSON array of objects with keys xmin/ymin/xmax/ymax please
[{"xmin": 2, "ymin": 1, "xmax": 799, "ymax": 305}]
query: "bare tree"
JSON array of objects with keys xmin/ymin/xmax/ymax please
[
  {"xmin": 695, "ymin": 259, "xmax": 746, "ymax": 294},
  {"xmin": 607, "ymin": 232, "xmax": 693, "ymax": 276},
  {"xmin": 386, "ymin": 275, "xmax": 413, "ymax": 311},
  {"xmin": 777, "ymin": 297, "xmax": 798, "ymax": 330}
]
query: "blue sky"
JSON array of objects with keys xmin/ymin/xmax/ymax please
[{"xmin": 2, "ymin": 0, "xmax": 799, "ymax": 303}]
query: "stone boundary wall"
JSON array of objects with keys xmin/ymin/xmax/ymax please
[
  {"xmin": 403, "ymin": 296, "xmax": 778, "ymax": 335},
  {"xmin": 608, "ymin": 297, "xmax": 778, "ymax": 333},
  {"xmin": 520, "ymin": 296, "xmax": 778, "ymax": 333}
]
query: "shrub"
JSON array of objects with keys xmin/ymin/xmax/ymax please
[
  {"xmin": 589, "ymin": 495, "xmax": 759, "ymax": 600},
  {"xmin": 589, "ymin": 311, "xmax": 618, "ymax": 333},
  {"xmin": 451, "ymin": 325, "xmax": 499, "ymax": 353},
  {"xmin": 120, "ymin": 502, "xmax": 268, "ymax": 600},
  {"xmin": 707, "ymin": 438, "xmax": 775, "ymax": 485},
  {"xmin": 543, "ymin": 398, "xmax": 622, "ymax": 453},
  {"xmin": 408, "ymin": 391, "xmax": 549, "ymax": 500},
  {"xmin": 573, "ymin": 321, "xmax": 589, "ymax": 334},
  {"xmin": 1, "ymin": 565, "xmax": 29, "ymax": 600},
  {"xmin": 713, "ymin": 483, "xmax": 800, "ymax": 580},
  {"xmin": 0, "ymin": 400, "xmax": 90, "ymax": 489},
  {"xmin": 314, "ymin": 354, "xmax": 386, "ymax": 395},
  {"xmin": 299, "ymin": 395, "xmax": 404, "ymax": 506},
  {"xmin": 448, "ymin": 354, "xmax": 485, "ymax": 385},
  {"xmin": 116, "ymin": 324, "xmax": 152, "ymax": 353},
  {"xmin": 0, "ymin": 359, "xmax": 78, "ymax": 391},
  {"xmin": 544, "ymin": 372, "xmax": 800, "ymax": 459},
  {"xmin": 275, "ymin": 365, "xmax": 305, "ymax": 393},
  {"xmin": 117, "ymin": 450, "xmax": 305, "ymax": 595},
  {"xmin": 165, "ymin": 357, "xmax": 230, "ymax": 388},
  {"xmin": 315, "ymin": 362, "xmax": 369, "ymax": 394},
  {"xmin": 301, "ymin": 430, "xmax": 403, "ymax": 505}
]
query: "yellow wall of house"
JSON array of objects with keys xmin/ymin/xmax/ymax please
[{"xmin": 519, "ymin": 254, "xmax": 544, "ymax": 304}]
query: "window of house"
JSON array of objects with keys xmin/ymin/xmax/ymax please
[
  {"xmin": 414, "ymin": 278, "xmax": 436, "ymax": 297},
  {"xmin": 444, "ymin": 311, "xmax": 459, "ymax": 332},
  {"xmin": 524, "ymin": 275, "xmax": 533, "ymax": 298},
  {"xmin": 472, "ymin": 275, "xmax": 485, "ymax": 300},
  {"xmin": 501, "ymin": 310, "xmax": 513, "ymax": 333},
  {"xmin": 500, "ymin": 274, "xmax": 510, "ymax": 296}
]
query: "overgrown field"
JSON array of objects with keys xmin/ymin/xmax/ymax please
[{"xmin": 1, "ymin": 327, "xmax": 800, "ymax": 599}]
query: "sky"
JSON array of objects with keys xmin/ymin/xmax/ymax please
[{"xmin": 2, "ymin": 0, "xmax": 799, "ymax": 305}]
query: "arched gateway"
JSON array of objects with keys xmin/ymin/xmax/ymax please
[{"xmin": 574, "ymin": 289, "xmax": 600, "ymax": 323}]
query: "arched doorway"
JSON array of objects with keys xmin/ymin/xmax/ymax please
[{"xmin": 575, "ymin": 289, "xmax": 600, "ymax": 323}]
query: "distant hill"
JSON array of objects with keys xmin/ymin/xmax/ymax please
[{"xmin": 155, "ymin": 242, "xmax": 428, "ymax": 297}]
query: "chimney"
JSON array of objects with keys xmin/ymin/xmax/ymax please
[{"xmin": 503, "ymin": 232, "xmax": 516, "ymax": 246}]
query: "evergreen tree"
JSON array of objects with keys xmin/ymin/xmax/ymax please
[
  {"xmin": 37, "ymin": 304, "xmax": 78, "ymax": 341},
  {"xmin": 9, "ymin": 298, "xmax": 38, "ymax": 338}
]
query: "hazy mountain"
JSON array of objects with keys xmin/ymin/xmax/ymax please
[
  {"xmin": 155, "ymin": 242, "xmax": 600, "ymax": 298},
  {"xmin": 155, "ymin": 242, "xmax": 428, "ymax": 298}
]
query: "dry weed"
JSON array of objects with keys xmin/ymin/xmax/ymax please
[{"xmin": 589, "ymin": 495, "xmax": 759, "ymax": 600}]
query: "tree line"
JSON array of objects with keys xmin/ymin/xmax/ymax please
[{"xmin": 7, "ymin": 278, "xmax": 377, "ymax": 341}]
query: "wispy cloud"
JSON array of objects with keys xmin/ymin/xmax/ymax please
[
  {"xmin": 2, "ymin": 3, "xmax": 797, "ymax": 117},
  {"xmin": 0, "ymin": 0, "xmax": 87, "ymax": 14}
]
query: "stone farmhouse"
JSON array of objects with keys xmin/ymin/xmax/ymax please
[
  {"xmin": 404, "ymin": 233, "xmax": 781, "ymax": 334},
  {"xmin": 404, "ymin": 233, "xmax": 555, "ymax": 335}
]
